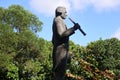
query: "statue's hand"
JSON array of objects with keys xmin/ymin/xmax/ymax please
[{"xmin": 74, "ymin": 23, "xmax": 81, "ymax": 30}]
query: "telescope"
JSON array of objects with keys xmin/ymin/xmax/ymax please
[{"xmin": 69, "ymin": 17, "xmax": 86, "ymax": 36}]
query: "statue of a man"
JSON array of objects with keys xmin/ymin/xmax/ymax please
[{"xmin": 52, "ymin": 6, "xmax": 80, "ymax": 80}]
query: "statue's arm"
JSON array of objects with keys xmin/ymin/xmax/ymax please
[{"xmin": 56, "ymin": 19, "xmax": 75, "ymax": 38}]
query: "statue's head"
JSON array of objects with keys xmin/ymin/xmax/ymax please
[{"xmin": 55, "ymin": 6, "xmax": 67, "ymax": 19}]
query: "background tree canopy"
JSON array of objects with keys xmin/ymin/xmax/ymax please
[
  {"xmin": 0, "ymin": 5, "xmax": 42, "ymax": 32},
  {"xmin": 0, "ymin": 5, "xmax": 120, "ymax": 80}
]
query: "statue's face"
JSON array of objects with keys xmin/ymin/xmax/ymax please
[{"xmin": 61, "ymin": 9, "xmax": 67, "ymax": 19}]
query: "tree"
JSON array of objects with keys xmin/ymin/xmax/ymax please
[
  {"xmin": 0, "ymin": 22, "xmax": 19, "ymax": 80},
  {"xmin": 86, "ymin": 38, "xmax": 120, "ymax": 77},
  {"xmin": 0, "ymin": 5, "xmax": 43, "ymax": 32},
  {"xmin": 0, "ymin": 5, "xmax": 43, "ymax": 80}
]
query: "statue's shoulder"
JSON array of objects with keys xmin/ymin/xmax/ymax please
[{"xmin": 55, "ymin": 16, "xmax": 63, "ymax": 23}]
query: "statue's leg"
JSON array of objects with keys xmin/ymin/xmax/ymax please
[{"xmin": 53, "ymin": 44, "xmax": 68, "ymax": 80}]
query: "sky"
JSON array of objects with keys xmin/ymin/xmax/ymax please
[{"xmin": 0, "ymin": 0, "xmax": 120, "ymax": 46}]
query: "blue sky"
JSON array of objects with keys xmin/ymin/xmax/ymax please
[{"xmin": 0, "ymin": 0, "xmax": 120, "ymax": 46}]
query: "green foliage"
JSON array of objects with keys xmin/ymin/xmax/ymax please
[
  {"xmin": 0, "ymin": 5, "xmax": 44, "ymax": 80},
  {"xmin": 6, "ymin": 63, "xmax": 18, "ymax": 80},
  {"xmin": 0, "ymin": 5, "xmax": 43, "ymax": 32},
  {"xmin": 87, "ymin": 38, "xmax": 120, "ymax": 76},
  {"xmin": 0, "ymin": 22, "xmax": 17, "ymax": 54}
]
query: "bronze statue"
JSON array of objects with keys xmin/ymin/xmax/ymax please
[{"xmin": 52, "ymin": 6, "xmax": 80, "ymax": 80}]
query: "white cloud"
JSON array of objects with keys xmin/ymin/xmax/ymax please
[
  {"xmin": 70, "ymin": 0, "xmax": 91, "ymax": 11},
  {"xmin": 29, "ymin": 0, "xmax": 71, "ymax": 16},
  {"xmin": 71, "ymin": 0, "xmax": 120, "ymax": 12},
  {"xmin": 29, "ymin": 0, "xmax": 120, "ymax": 16},
  {"xmin": 91, "ymin": 0, "xmax": 120, "ymax": 11},
  {"xmin": 111, "ymin": 28, "xmax": 120, "ymax": 39}
]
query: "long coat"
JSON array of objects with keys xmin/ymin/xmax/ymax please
[{"xmin": 52, "ymin": 16, "xmax": 75, "ymax": 79}]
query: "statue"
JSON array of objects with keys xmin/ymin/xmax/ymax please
[{"xmin": 52, "ymin": 6, "xmax": 80, "ymax": 80}]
